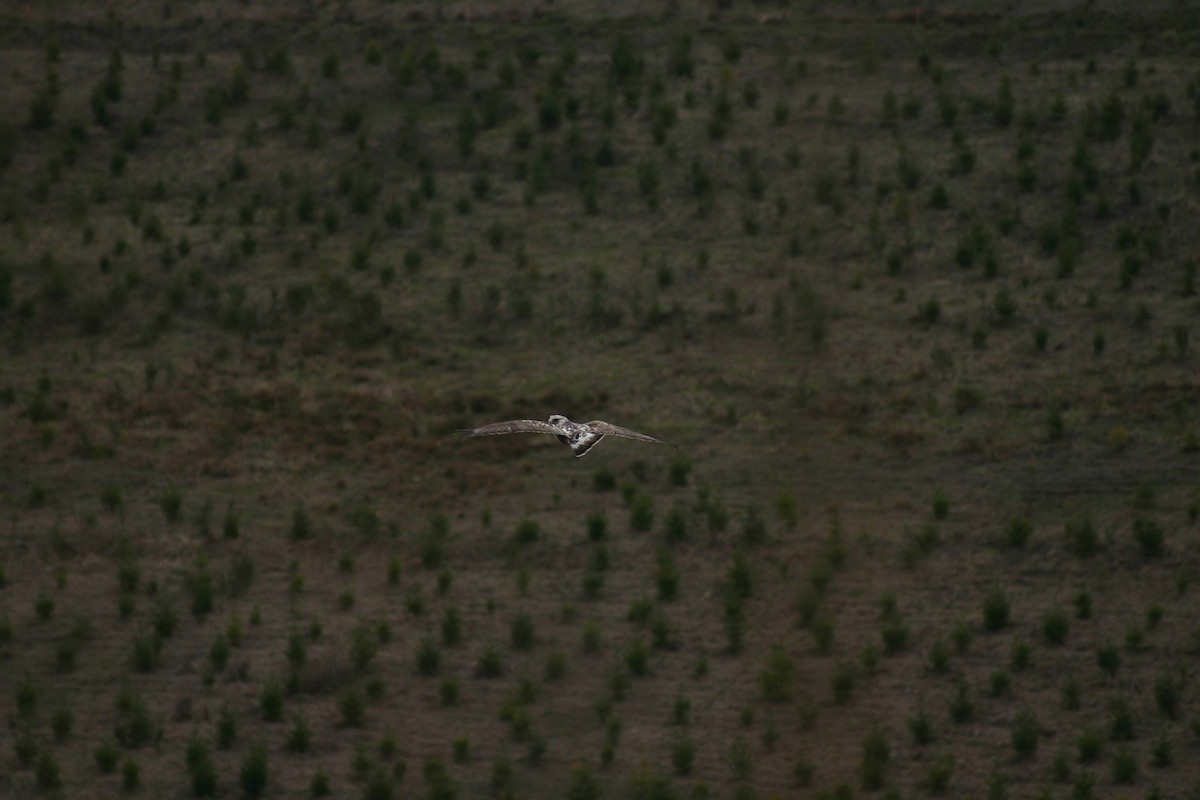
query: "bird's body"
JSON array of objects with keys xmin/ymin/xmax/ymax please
[{"xmin": 459, "ymin": 414, "xmax": 676, "ymax": 458}]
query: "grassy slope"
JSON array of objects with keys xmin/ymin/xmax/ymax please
[{"xmin": 2, "ymin": 2, "xmax": 1200, "ymax": 797}]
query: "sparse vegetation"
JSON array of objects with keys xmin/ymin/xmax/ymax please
[{"xmin": 0, "ymin": 10, "xmax": 1194, "ymax": 799}]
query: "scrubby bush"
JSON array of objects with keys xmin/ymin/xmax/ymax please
[
  {"xmin": 259, "ymin": 680, "xmax": 284, "ymax": 722},
  {"xmin": 239, "ymin": 744, "xmax": 268, "ymax": 798},
  {"xmin": 415, "ymin": 637, "xmax": 440, "ymax": 676},
  {"xmin": 511, "ymin": 613, "xmax": 535, "ymax": 650},
  {"xmin": 910, "ymin": 708, "xmax": 935, "ymax": 745},
  {"xmin": 1012, "ymin": 708, "xmax": 1040, "ymax": 758},
  {"xmin": 1133, "ymin": 516, "xmax": 1165, "ymax": 558},
  {"xmin": 338, "ymin": 686, "xmax": 365, "ymax": 726},
  {"xmin": 983, "ymin": 589, "xmax": 1010, "ymax": 631},
  {"xmin": 160, "ymin": 486, "xmax": 184, "ymax": 522},
  {"xmin": 476, "ymin": 645, "xmax": 504, "ymax": 678},
  {"xmin": 285, "ymin": 713, "xmax": 311, "ymax": 754},
  {"xmin": 1041, "ymin": 607, "xmax": 1069, "ymax": 645},
  {"xmin": 630, "ymin": 492, "xmax": 654, "ymax": 532},
  {"xmin": 759, "ymin": 645, "xmax": 795, "ymax": 703},
  {"xmin": 1097, "ymin": 643, "xmax": 1120, "ymax": 677},
  {"xmin": 1065, "ymin": 515, "xmax": 1100, "ymax": 557},
  {"xmin": 1004, "ymin": 516, "xmax": 1032, "ymax": 548},
  {"xmin": 860, "ymin": 727, "xmax": 890, "ymax": 790}
]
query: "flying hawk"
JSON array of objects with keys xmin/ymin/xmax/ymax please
[{"xmin": 459, "ymin": 414, "xmax": 677, "ymax": 458}]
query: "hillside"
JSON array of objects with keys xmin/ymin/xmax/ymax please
[{"xmin": 2, "ymin": 2, "xmax": 1200, "ymax": 798}]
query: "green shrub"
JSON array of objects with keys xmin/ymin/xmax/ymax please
[
  {"xmin": 476, "ymin": 645, "xmax": 504, "ymax": 678},
  {"xmin": 277, "ymin": 633, "xmax": 305, "ymax": 673},
  {"xmin": 655, "ymin": 549, "xmax": 679, "ymax": 600},
  {"xmin": 669, "ymin": 454, "xmax": 692, "ymax": 486},
  {"xmin": 881, "ymin": 619, "xmax": 910, "ymax": 654},
  {"xmin": 209, "ymin": 633, "xmax": 230, "ymax": 671},
  {"xmin": 586, "ymin": 512, "xmax": 607, "ymax": 541},
  {"xmin": 160, "ymin": 486, "xmax": 184, "ymax": 522},
  {"xmin": 1146, "ymin": 675, "xmax": 1176, "ymax": 724},
  {"xmin": 581, "ymin": 570, "xmax": 603, "ymax": 600},
  {"xmin": 909, "ymin": 708, "xmax": 935, "ymax": 745},
  {"xmin": 121, "ymin": 757, "xmax": 140, "ymax": 791},
  {"xmin": 35, "ymin": 750, "xmax": 62, "ymax": 790},
  {"xmin": 285, "ymin": 713, "xmax": 311, "ymax": 753},
  {"xmin": 35, "ymin": 592, "xmax": 55, "ymax": 621},
  {"xmin": 926, "ymin": 638, "xmax": 950, "ymax": 674},
  {"xmin": 13, "ymin": 726, "xmax": 38, "ymax": 768},
  {"xmin": 627, "ymin": 596, "xmax": 654, "ymax": 627},
  {"xmin": 1096, "ymin": 643, "xmax": 1120, "ymax": 677},
  {"xmin": 983, "ymin": 589, "xmax": 1010, "ymax": 631},
  {"xmin": 306, "ymin": 769, "xmax": 331, "ymax": 798},
  {"xmin": 1004, "ymin": 516, "xmax": 1032, "ymax": 547},
  {"xmin": 741, "ymin": 506, "xmax": 767, "ymax": 546},
  {"xmin": 1041, "ymin": 607, "xmax": 1069, "ymax": 645},
  {"xmin": 861, "ymin": 727, "xmax": 890, "ymax": 790},
  {"xmin": 1109, "ymin": 698, "xmax": 1135, "ymax": 741},
  {"xmin": 438, "ymin": 607, "xmax": 462, "ymax": 647},
  {"xmin": 1151, "ymin": 733, "xmax": 1172, "ymax": 768},
  {"xmin": 215, "ymin": 707, "xmax": 236, "ymax": 750},
  {"xmin": 993, "ymin": 75, "xmax": 1014, "ymax": 127},
  {"xmin": 661, "ymin": 504, "xmax": 688, "ymax": 544},
  {"xmin": 185, "ymin": 558, "xmax": 215, "ymax": 619},
  {"xmin": 625, "ymin": 638, "xmax": 650, "ymax": 676},
  {"xmin": 260, "ymin": 680, "xmax": 284, "ymax": 722},
  {"xmin": 1133, "ymin": 516, "xmax": 1165, "ymax": 558},
  {"xmin": 1074, "ymin": 591, "xmax": 1092, "ymax": 619},
  {"xmin": 338, "ymin": 686, "xmax": 365, "ymax": 726},
  {"xmin": 511, "ymin": 613, "xmax": 535, "ymax": 651},
  {"xmin": 290, "ymin": 504, "xmax": 310, "ymax": 541},
  {"xmin": 948, "ymin": 682, "xmax": 974, "ymax": 723},
  {"xmin": 114, "ymin": 687, "xmax": 159, "ymax": 748},
  {"xmin": 543, "ymin": 651, "xmax": 567, "ymax": 682},
  {"xmin": 990, "ymin": 669, "xmax": 1011, "ymax": 697},
  {"xmin": 1065, "ymin": 515, "xmax": 1100, "ymax": 557},
  {"xmin": 759, "ymin": 644, "xmax": 795, "ymax": 703},
  {"xmin": 222, "ymin": 504, "xmax": 240, "ymax": 540},
  {"xmin": 187, "ymin": 737, "xmax": 217, "ymax": 797},
  {"xmin": 514, "ymin": 517, "xmax": 539, "ymax": 544},
  {"xmin": 1110, "ymin": 747, "xmax": 1137, "ymax": 784},
  {"xmin": 438, "ymin": 677, "xmax": 460, "ymax": 707},
  {"xmin": 95, "ymin": 740, "xmax": 120, "ymax": 774},
  {"xmin": 50, "ymin": 706, "xmax": 73, "ymax": 742},
  {"xmin": 1012, "ymin": 708, "xmax": 1040, "ymax": 758},
  {"xmin": 671, "ymin": 736, "xmax": 696, "ymax": 776},
  {"xmin": 239, "ymin": 744, "xmax": 269, "ymax": 799},
  {"xmin": 917, "ymin": 297, "xmax": 941, "ymax": 324},
  {"xmin": 724, "ymin": 601, "xmax": 746, "ymax": 654},
  {"xmin": 808, "ymin": 613, "xmax": 834, "ymax": 654},
  {"xmin": 931, "ymin": 490, "xmax": 949, "ymax": 519},
  {"xmin": 832, "ymin": 662, "xmax": 855, "ymax": 704},
  {"xmin": 993, "ymin": 286, "xmax": 1017, "ymax": 322},
  {"xmin": 630, "ymin": 493, "xmax": 654, "ymax": 532},
  {"xmin": 420, "ymin": 514, "xmax": 449, "ymax": 569},
  {"xmin": 416, "ymin": 637, "xmax": 440, "ymax": 676},
  {"xmin": 130, "ymin": 631, "xmax": 162, "ymax": 672}
]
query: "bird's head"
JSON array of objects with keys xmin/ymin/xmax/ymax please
[{"xmin": 548, "ymin": 414, "xmax": 568, "ymax": 426}]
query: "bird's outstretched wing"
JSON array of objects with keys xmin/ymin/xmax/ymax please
[
  {"xmin": 458, "ymin": 419, "xmax": 562, "ymax": 438},
  {"xmin": 586, "ymin": 420, "xmax": 678, "ymax": 448}
]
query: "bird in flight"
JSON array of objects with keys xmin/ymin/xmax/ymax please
[{"xmin": 459, "ymin": 414, "xmax": 677, "ymax": 458}]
